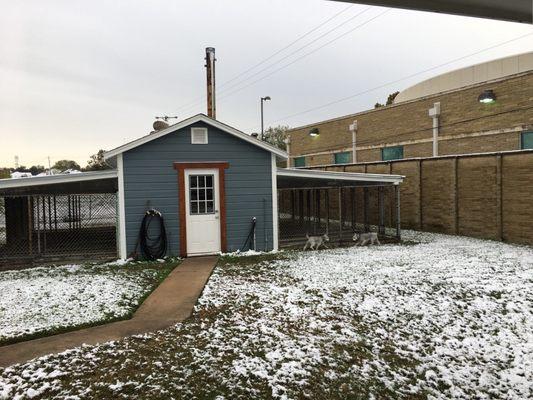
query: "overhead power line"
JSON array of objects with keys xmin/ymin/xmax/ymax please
[
  {"xmin": 217, "ymin": 7, "xmax": 374, "ymax": 94},
  {"xmin": 173, "ymin": 6, "xmax": 385, "ymax": 116},
  {"xmin": 210, "ymin": 8, "xmax": 391, "ymax": 107},
  {"xmin": 261, "ymin": 31, "xmax": 533, "ymax": 130},
  {"xmin": 219, "ymin": 4, "xmax": 356, "ymax": 89},
  {"xmin": 169, "ymin": 4, "xmax": 355, "ymax": 114}
]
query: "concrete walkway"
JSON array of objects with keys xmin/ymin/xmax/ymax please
[{"xmin": 0, "ymin": 256, "xmax": 217, "ymax": 368}]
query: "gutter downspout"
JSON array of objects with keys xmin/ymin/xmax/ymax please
[
  {"xmin": 429, "ymin": 102, "xmax": 440, "ymax": 157},
  {"xmin": 349, "ymin": 120, "xmax": 358, "ymax": 163}
]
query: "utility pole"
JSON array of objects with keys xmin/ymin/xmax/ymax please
[
  {"xmin": 260, "ymin": 96, "xmax": 271, "ymax": 140},
  {"xmin": 14, "ymin": 155, "xmax": 19, "ymax": 169},
  {"xmin": 205, "ymin": 47, "xmax": 216, "ymax": 119},
  {"xmin": 47, "ymin": 156, "xmax": 52, "ymax": 175}
]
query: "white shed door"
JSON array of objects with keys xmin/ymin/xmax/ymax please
[{"xmin": 184, "ymin": 169, "xmax": 221, "ymax": 256}]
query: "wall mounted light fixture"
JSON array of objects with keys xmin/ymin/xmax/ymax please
[{"xmin": 478, "ymin": 89, "xmax": 496, "ymax": 104}]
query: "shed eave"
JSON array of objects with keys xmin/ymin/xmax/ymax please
[
  {"xmin": 104, "ymin": 114, "xmax": 288, "ymax": 161},
  {"xmin": 276, "ymin": 168, "xmax": 404, "ymax": 185},
  {"xmin": 0, "ymin": 170, "xmax": 118, "ymax": 190}
]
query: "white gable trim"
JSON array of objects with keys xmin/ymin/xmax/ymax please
[{"xmin": 104, "ymin": 114, "xmax": 287, "ymax": 160}]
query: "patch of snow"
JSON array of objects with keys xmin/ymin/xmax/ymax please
[
  {"xmin": 0, "ymin": 231, "xmax": 531, "ymax": 399},
  {"xmin": 0, "ymin": 263, "xmax": 160, "ymax": 342}
]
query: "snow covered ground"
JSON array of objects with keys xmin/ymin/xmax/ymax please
[
  {"xmin": 0, "ymin": 261, "xmax": 171, "ymax": 343},
  {"xmin": 1, "ymin": 231, "xmax": 532, "ymax": 399}
]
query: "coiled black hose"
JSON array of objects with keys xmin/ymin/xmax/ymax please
[{"xmin": 139, "ymin": 209, "xmax": 167, "ymax": 260}]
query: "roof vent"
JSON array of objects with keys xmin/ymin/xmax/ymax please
[{"xmin": 191, "ymin": 127, "xmax": 208, "ymax": 144}]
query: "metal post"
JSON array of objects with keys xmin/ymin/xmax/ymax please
[
  {"xmin": 68, "ymin": 195, "xmax": 72, "ymax": 230},
  {"xmin": 338, "ymin": 187, "xmax": 343, "ymax": 244},
  {"xmin": 27, "ymin": 197, "xmax": 33, "ymax": 255},
  {"xmin": 36, "ymin": 197, "xmax": 41, "ymax": 254},
  {"xmin": 42, "ymin": 196, "xmax": 47, "ymax": 252},
  {"xmin": 298, "ymin": 190, "xmax": 304, "ymax": 224},
  {"xmin": 290, "ymin": 190, "xmax": 295, "ymax": 222},
  {"xmin": 350, "ymin": 187, "xmax": 355, "ymax": 231},
  {"xmin": 363, "ymin": 187, "xmax": 369, "ymax": 232},
  {"xmin": 53, "ymin": 196, "xmax": 57, "ymax": 230},
  {"xmin": 306, "ymin": 190, "xmax": 311, "ymax": 232},
  {"xmin": 395, "ymin": 184, "xmax": 401, "ymax": 240},
  {"xmin": 260, "ymin": 98, "xmax": 264, "ymax": 140},
  {"xmin": 325, "ymin": 189, "xmax": 330, "ymax": 234},
  {"xmin": 260, "ymin": 96, "xmax": 271, "ymax": 140},
  {"xmin": 316, "ymin": 189, "xmax": 321, "ymax": 233},
  {"xmin": 378, "ymin": 187, "xmax": 385, "ymax": 235},
  {"xmin": 48, "ymin": 196, "xmax": 52, "ymax": 231}
]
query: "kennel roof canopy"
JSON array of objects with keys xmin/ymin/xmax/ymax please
[
  {"xmin": 0, "ymin": 170, "xmax": 118, "ymax": 196},
  {"xmin": 276, "ymin": 168, "xmax": 404, "ymax": 189}
]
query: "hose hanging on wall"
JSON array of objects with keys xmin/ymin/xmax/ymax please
[
  {"xmin": 240, "ymin": 217, "xmax": 257, "ymax": 252},
  {"xmin": 139, "ymin": 209, "xmax": 167, "ymax": 260}
]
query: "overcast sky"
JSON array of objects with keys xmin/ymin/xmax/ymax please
[{"xmin": 1, "ymin": 0, "xmax": 532, "ymax": 168}]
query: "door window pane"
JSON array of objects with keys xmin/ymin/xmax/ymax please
[
  {"xmin": 190, "ymin": 201, "xmax": 198, "ymax": 214},
  {"xmin": 190, "ymin": 189, "xmax": 198, "ymax": 200},
  {"xmin": 198, "ymin": 201, "xmax": 206, "ymax": 213},
  {"xmin": 189, "ymin": 174, "xmax": 215, "ymax": 215}
]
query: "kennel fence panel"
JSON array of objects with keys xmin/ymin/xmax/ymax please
[
  {"xmin": 0, "ymin": 193, "xmax": 117, "ymax": 265},
  {"xmin": 278, "ymin": 186, "xmax": 398, "ymax": 248}
]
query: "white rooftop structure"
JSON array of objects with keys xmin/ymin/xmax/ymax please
[{"xmin": 395, "ymin": 51, "xmax": 533, "ymax": 103}]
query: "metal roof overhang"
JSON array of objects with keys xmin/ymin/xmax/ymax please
[
  {"xmin": 277, "ymin": 168, "xmax": 404, "ymax": 189},
  {"xmin": 332, "ymin": 0, "xmax": 532, "ymax": 24},
  {"xmin": 0, "ymin": 170, "xmax": 118, "ymax": 196}
]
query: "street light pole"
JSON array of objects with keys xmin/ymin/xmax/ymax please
[{"xmin": 260, "ymin": 96, "xmax": 271, "ymax": 140}]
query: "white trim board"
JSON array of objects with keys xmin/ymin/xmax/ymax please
[
  {"xmin": 116, "ymin": 154, "xmax": 127, "ymax": 260},
  {"xmin": 0, "ymin": 170, "xmax": 117, "ymax": 190},
  {"xmin": 271, "ymin": 154, "xmax": 279, "ymax": 251},
  {"xmin": 104, "ymin": 114, "xmax": 288, "ymax": 160},
  {"xmin": 277, "ymin": 168, "xmax": 404, "ymax": 185}
]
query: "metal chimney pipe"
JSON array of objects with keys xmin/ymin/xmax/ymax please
[{"xmin": 205, "ymin": 47, "xmax": 216, "ymax": 119}]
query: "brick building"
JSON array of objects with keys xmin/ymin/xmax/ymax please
[{"xmin": 287, "ymin": 52, "xmax": 533, "ymax": 167}]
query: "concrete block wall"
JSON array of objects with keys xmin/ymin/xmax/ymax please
[{"xmin": 308, "ymin": 150, "xmax": 533, "ymax": 246}]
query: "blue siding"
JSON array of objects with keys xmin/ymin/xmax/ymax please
[{"xmin": 122, "ymin": 122, "xmax": 273, "ymax": 256}]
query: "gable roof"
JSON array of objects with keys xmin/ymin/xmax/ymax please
[{"xmin": 104, "ymin": 114, "xmax": 288, "ymax": 160}]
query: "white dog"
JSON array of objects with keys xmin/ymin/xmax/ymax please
[
  {"xmin": 303, "ymin": 233, "xmax": 330, "ymax": 250},
  {"xmin": 353, "ymin": 232, "xmax": 380, "ymax": 246}
]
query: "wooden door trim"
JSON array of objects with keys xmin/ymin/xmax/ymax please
[{"xmin": 174, "ymin": 162, "xmax": 229, "ymax": 257}]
